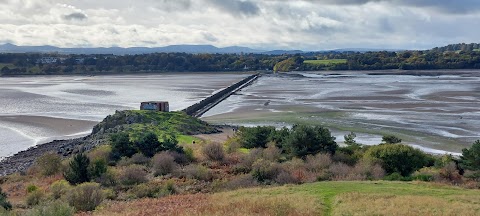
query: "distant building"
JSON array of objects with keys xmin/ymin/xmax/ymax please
[
  {"xmin": 140, "ymin": 101, "xmax": 169, "ymax": 112},
  {"xmin": 36, "ymin": 57, "xmax": 58, "ymax": 64}
]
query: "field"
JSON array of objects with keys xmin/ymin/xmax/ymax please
[
  {"xmin": 86, "ymin": 181, "xmax": 480, "ymax": 216},
  {"xmin": 304, "ymin": 59, "xmax": 347, "ymax": 65}
]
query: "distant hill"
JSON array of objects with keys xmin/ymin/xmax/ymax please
[{"xmin": 0, "ymin": 43, "xmax": 266, "ymax": 55}]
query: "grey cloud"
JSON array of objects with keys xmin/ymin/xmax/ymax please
[
  {"xmin": 63, "ymin": 12, "xmax": 88, "ymax": 21},
  {"xmin": 154, "ymin": 0, "xmax": 191, "ymax": 11},
  {"xmin": 207, "ymin": 0, "xmax": 260, "ymax": 17}
]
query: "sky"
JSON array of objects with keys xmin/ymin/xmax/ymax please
[{"xmin": 0, "ymin": 0, "xmax": 479, "ymax": 50}]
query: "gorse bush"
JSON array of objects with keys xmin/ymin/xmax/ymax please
[
  {"xmin": 64, "ymin": 154, "xmax": 91, "ymax": 185},
  {"xmin": 202, "ymin": 143, "xmax": 225, "ymax": 162},
  {"xmin": 26, "ymin": 190, "xmax": 45, "ymax": 206},
  {"xmin": 67, "ymin": 182, "xmax": 104, "ymax": 212},
  {"xmin": 35, "ymin": 152, "xmax": 62, "ymax": 176}
]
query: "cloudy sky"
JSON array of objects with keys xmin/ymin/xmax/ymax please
[{"xmin": 0, "ymin": 0, "xmax": 479, "ymax": 50}]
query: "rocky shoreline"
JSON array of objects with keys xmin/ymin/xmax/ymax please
[{"xmin": 0, "ymin": 134, "xmax": 107, "ymax": 176}]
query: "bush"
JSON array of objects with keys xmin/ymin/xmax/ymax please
[
  {"xmin": 26, "ymin": 190, "xmax": 45, "ymax": 206},
  {"xmin": 0, "ymin": 187, "xmax": 12, "ymax": 211},
  {"xmin": 135, "ymin": 132, "xmax": 161, "ymax": 157},
  {"xmin": 237, "ymin": 126, "xmax": 277, "ymax": 148},
  {"xmin": 88, "ymin": 145, "xmax": 112, "ymax": 163},
  {"xmin": 383, "ymin": 173, "xmax": 413, "ymax": 181},
  {"xmin": 460, "ymin": 140, "xmax": 480, "ymax": 171},
  {"xmin": 35, "ymin": 152, "xmax": 62, "ymax": 176},
  {"xmin": 27, "ymin": 185, "xmax": 39, "ymax": 193},
  {"xmin": 328, "ymin": 163, "xmax": 353, "ymax": 180},
  {"xmin": 178, "ymin": 164, "xmax": 212, "ymax": 181},
  {"xmin": 64, "ymin": 154, "xmax": 91, "ymax": 185},
  {"xmin": 158, "ymin": 134, "xmax": 183, "ymax": 153},
  {"xmin": 382, "ymin": 135, "xmax": 402, "ymax": 144},
  {"xmin": 152, "ymin": 152, "xmax": 178, "ymax": 176},
  {"xmin": 305, "ymin": 153, "xmax": 332, "ymax": 172},
  {"xmin": 351, "ymin": 161, "xmax": 385, "ymax": 180},
  {"xmin": 222, "ymin": 175, "xmax": 259, "ymax": 190},
  {"xmin": 129, "ymin": 182, "xmax": 174, "ymax": 199},
  {"xmin": 251, "ymin": 159, "xmax": 282, "ymax": 183},
  {"xmin": 129, "ymin": 153, "xmax": 150, "ymax": 165},
  {"xmin": 119, "ymin": 165, "xmax": 148, "ymax": 185},
  {"xmin": 67, "ymin": 182, "xmax": 104, "ymax": 212},
  {"xmin": 110, "ymin": 132, "xmax": 136, "ymax": 160},
  {"xmin": 50, "ymin": 180, "xmax": 72, "ymax": 200},
  {"xmin": 364, "ymin": 144, "xmax": 434, "ymax": 176},
  {"xmin": 24, "ymin": 200, "xmax": 74, "ymax": 216},
  {"xmin": 202, "ymin": 143, "xmax": 225, "ymax": 162},
  {"xmin": 262, "ymin": 142, "xmax": 282, "ymax": 162},
  {"xmin": 283, "ymin": 125, "xmax": 337, "ymax": 158},
  {"xmin": 95, "ymin": 169, "xmax": 118, "ymax": 187},
  {"xmin": 89, "ymin": 159, "xmax": 108, "ymax": 179}
]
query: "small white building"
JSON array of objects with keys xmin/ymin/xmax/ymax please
[{"xmin": 37, "ymin": 57, "xmax": 58, "ymax": 64}]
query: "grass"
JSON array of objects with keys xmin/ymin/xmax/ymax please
[
  {"xmin": 304, "ymin": 59, "xmax": 347, "ymax": 65},
  {"xmin": 85, "ymin": 181, "xmax": 480, "ymax": 216}
]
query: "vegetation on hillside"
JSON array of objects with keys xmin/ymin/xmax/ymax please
[
  {"xmin": 2, "ymin": 42, "xmax": 480, "ymax": 75},
  {"xmin": 1, "ymin": 114, "xmax": 480, "ymax": 215}
]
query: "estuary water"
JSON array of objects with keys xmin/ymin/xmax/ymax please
[
  {"xmin": 203, "ymin": 70, "xmax": 480, "ymax": 154},
  {"xmin": 0, "ymin": 73, "xmax": 248, "ymax": 159}
]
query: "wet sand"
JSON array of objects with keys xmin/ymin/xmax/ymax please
[{"xmin": 203, "ymin": 70, "xmax": 480, "ymax": 154}]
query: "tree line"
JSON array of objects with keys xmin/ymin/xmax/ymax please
[{"xmin": 1, "ymin": 43, "xmax": 480, "ymax": 75}]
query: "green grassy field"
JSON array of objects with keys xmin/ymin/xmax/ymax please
[
  {"xmin": 202, "ymin": 181, "xmax": 480, "ymax": 216},
  {"xmin": 304, "ymin": 59, "xmax": 347, "ymax": 65}
]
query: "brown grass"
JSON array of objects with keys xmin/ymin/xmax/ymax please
[{"xmin": 333, "ymin": 192, "xmax": 480, "ymax": 216}]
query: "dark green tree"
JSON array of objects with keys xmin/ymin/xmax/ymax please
[
  {"xmin": 283, "ymin": 125, "xmax": 337, "ymax": 157},
  {"xmin": 88, "ymin": 159, "xmax": 108, "ymax": 179},
  {"xmin": 344, "ymin": 132, "xmax": 359, "ymax": 147},
  {"xmin": 364, "ymin": 144, "xmax": 434, "ymax": 176},
  {"xmin": 158, "ymin": 135, "xmax": 183, "ymax": 153},
  {"xmin": 135, "ymin": 132, "xmax": 161, "ymax": 157},
  {"xmin": 110, "ymin": 132, "xmax": 136, "ymax": 160},
  {"xmin": 238, "ymin": 126, "xmax": 276, "ymax": 149},
  {"xmin": 64, "ymin": 154, "xmax": 91, "ymax": 185},
  {"xmin": 382, "ymin": 135, "xmax": 402, "ymax": 144},
  {"xmin": 0, "ymin": 187, "xmax": 12, "ymax": 211},
  {"xmin": 460, "ymin": 140, "xmax": 480, "ymax": 171}
]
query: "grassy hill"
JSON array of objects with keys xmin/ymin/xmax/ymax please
[{"xmin": 88, "ymin": 181, "xmax": 480, "ymax": 216}]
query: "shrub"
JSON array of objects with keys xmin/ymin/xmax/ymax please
[
  {"xmin": 305, "ymin": 153, "xmax": 332, "ymax": 172},
  {"xmin": 87, "ymin": 145, "xmax": 112, "ymax": 163},
  {"xmin": 135, "ymin": 132, "xmax": 161, "ymax": 157},
  {"xmin": 129, "ymin": 182, "xmax": 174, "ymax": 199},
  {"xmin": 262, "ymin": 142, "xmax": 282, "ymax": 162},
  {"xmin": 95, "ymin": 169, "xmax": 118, "ymax": 187},
  {"xmin": 50, "ymin": 180, "xmax": 72, "ymax": 200},
  {"xmin": 237, "ymin": 126, "xmax": 277, "ymax": 148},
  {"xmin": 383, "ymin": 173, "xmax": 413, "ymax": 181},
  {"xmin": 283, "ymin": 125, "xmax": 337, "ymax": 158},
  {"xmin": 110, "ymin": 132, "xmax": 136, "ymax": 160},
  {"xmin": 129, "ymin": 153, "xmax": 150, "ymax": 165},
  {"xmin": 26, "ymin": 190, "xmax": 45, "ymax": 206},
  {"xmin": 67, "ymin": 182, "xmax": 104, "ymax": 212},
  {"xmin": 168, "ymin": 151, "xmax": 191, "ymax": 165},
  {"xmin": 89, "ymin": 159, "xmax": 108, "ymax": 179},
  {"xmin": 251, "ymin": 159, "xmax": 282, "ymax": 183},
  {"xmin": 275, "ymin": 171, "xmax": 300, "ymax": 185},
  {"xmin": 27, "ymin": 184, "xmax": 39, "ymax": 193},
  {"xmin": 223, "ymin": 175, "xmax": 259, "ymax": 190},
  {"xmin": 119, "ymin": 165, "xmax": 148, "ymax": 185},
  {"xmin": 152, "ymin": 152, "xmax": 178, "ymax": 176},
  {"xmin": 158, "ymin": 134, "xmax": 183, "ymax": 153},
  {"xmin": 35, "ymin": 152, "xmax": 62, "ymax": 176},
  {"xmin": 351, "ymin": 161, "xmax": 386, "ymax": 180},
  {"xmin": 64, "ymin": 154, "xmax": 91, "ymax": 185},
  {"xmin": 178, "ymin": 164, "xmax": 212, "ymax": 181},
  {"xmin": 328, "ymin": 163, "xmax": 353, "ymax": 180},
  {"xmin": 382, "ymin": 135, "xmax": 402, "ymax": 144},
  {"xmin": 440, "ymin": 162, "xmax": 462, "ymax": 183},
  {"xmin": 364, "ymin": 144, "xmax": 434, "ymax": 176},
  {"xmin": 0, "ymin": 187, "xmax": 12, "ymax": 211},
  {"xmin": 24, "ymin": 200, "xmax": 74, "ymax": 216},
  {"xmin": 202, "ymin": 143, "xmax": 225, "ymax": 162},
  {"xmin": 460, "ymin": 140, "xmax": 480, "ymax": 171}
]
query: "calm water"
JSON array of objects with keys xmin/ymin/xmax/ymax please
[
  {"xmin": 0, "ymin": 73, "xmax": 248, "ymax": 159},
  {"xmin": 203, "ymin": 70, "xmax": 480, "ymax": 154}
]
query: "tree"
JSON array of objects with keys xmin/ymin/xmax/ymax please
[
  {"xmin": 35, "ymin": 152, "xmax": 62, "ymax": 176},
  {"xmin": 135, "ymin": 132, "xmax": 161, "ymax": 157},
  {"xmin": 64, "ymin": 154, "xmax": 91, "ymax": 185},
  {"xmin": 344, "ymin": 132, "xmax": 359, "ymax": 147},
  {"xmin": 460, "ymin": 140, "xmax": 480, "ymax": 171},
  {"xmin": 110, "ymin": 132, "xmax": 136, "ymax": 160},
  {"xmin": 237, "ymin": 126, "xmax": 276, "ymax": 149},
  {"xmin": 283, "ymin": 125, "xmax": 337, "ymax": 158},
  {"xmin": 382, "ymin": 135, "xmax": 402, "ymax": 144},
  {"xmin": 364, "ymin": 144, "xmax": 433, "ymax": 176},
  {"xmin": 0, "ymin": 187, "xmax": 12, "ymax": 211},
  {"xmin": 158, "ymin": 135, "xmax": 183, "ymax": 153}
]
